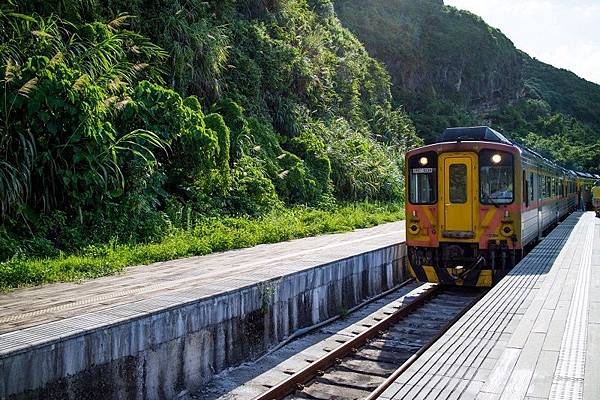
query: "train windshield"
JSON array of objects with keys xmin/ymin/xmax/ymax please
[
  {"xmin": 479, "ymin": 150, "xmax": 514, "ymax": 205},
  {"xmin": 409, "ymin": 152, "xmax": 437, "ymax": 204}
]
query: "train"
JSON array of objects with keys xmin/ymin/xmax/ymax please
[{"xmin": 405, "ymin": 126, "xmax": 600, "ymax": 287}]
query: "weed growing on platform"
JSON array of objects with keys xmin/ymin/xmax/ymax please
[{"xmin": 0, "ymin": 203, "xmax": 404, "ymax": 291}]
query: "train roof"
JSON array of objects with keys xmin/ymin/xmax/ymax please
[
  {"xmin": 431, "ymin": 126, "xmax": 598, "ymax": 178},
  {"xmin": 435, "ymin": 126, "xmax": 512, "ymax": 145},
  {"xmin": 576, "ymin": 171, "xmax": 597, "ymax": 179}
]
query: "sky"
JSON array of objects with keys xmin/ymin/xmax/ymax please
[{"xmin": 444, "ymin": 0, "xmax": 600, "ymax": 85}]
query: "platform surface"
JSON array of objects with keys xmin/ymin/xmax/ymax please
[
  {"xmin": 0, "ymin": 221, "xmax": 405, "ymax": 339},
  {"xmin": 381, "ymin": 212, "xmax": 599, "ymax": 400}
]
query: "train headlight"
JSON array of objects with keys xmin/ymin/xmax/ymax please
[
  {"xmin": 501, "ymin": 224, "xmax": 514, "ymax": 237},
  {"xmin": 409, "ymin": 223, "xmax": 421, "ymax": 235},
  {"xmin": 492, "ymin": 154, "xmax": 502, "ymax": 164},
  {"xmin": 419, "ymin": 157, "xmax": 429, "ymax": 166}
]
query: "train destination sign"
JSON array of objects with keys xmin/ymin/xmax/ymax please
[{"xmin": 412, "ymin": 168, "xmax": 434, "ymax": 174}]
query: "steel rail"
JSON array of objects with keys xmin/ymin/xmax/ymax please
[
  {"xmin": 365, "ymin": 289, "xmax": 486, "ymax": 400},
  {"xmin": 252, "ymin": 284, "xmax": 442, "ymax": 400}
]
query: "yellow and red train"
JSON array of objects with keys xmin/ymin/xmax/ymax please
[{"xmin": 405, "ymin": 126, "xmax": 599, "ymax": 287}]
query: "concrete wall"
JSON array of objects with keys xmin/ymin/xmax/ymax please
[{"xmin": 1, "ymin": 244, "xmax": 405, "ymax": 400}]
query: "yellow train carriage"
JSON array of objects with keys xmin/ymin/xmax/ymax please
[{"xmin": 406, "ymin": 126, "xmax": 578, "ymax": 287}]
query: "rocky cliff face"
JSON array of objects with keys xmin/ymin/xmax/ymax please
[{"xmin": 334, "ymin": 0, "xmax": 525, "ymax": 111}]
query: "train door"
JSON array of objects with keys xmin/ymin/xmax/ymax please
[{"xmin": 439, "ymin": 153, "xmax": 477, "ymax": 237}]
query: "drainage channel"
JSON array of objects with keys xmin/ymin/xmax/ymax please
[{"xmin": 254, "ymin": 286, "xmax": 484, "ymax": 400}]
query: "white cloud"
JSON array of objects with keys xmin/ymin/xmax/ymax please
[
  {"xmin": 537, "ymin": 42, "xmax": 600, "ymax": 84},
  {"xmin": 445, "ymin": 0, "xmax": 600, "ymax": 84}
]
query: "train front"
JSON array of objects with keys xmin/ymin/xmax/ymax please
[{"xmin": 405, "ymin": 127, "xmax": 522, "ymax": 287}]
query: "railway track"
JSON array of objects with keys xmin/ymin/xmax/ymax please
[{"xmin": 253, "ymin": 285, "xmax": 484, "ymax": 400}]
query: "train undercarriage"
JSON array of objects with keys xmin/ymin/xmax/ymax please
[{"xmin": 407, "ymin": 241, "xmax": 523, "ymax": 286}]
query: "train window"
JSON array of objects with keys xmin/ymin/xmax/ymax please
[
  {"xmin": 558, "ymin": 179, "xmax": 561, "ymax": 196},
  {"xmin": 408, "ymin": 152, "xmax": 437, "ymax": 204},
  {"xmin": 523, "ymin": 171, "xmax": 529, "ymax": 207},
  {"xmin": 530, "ymin": 172, "xmax": 535, "ymax": 201},
  {"xmin": 479, "ymin": 150, "xmax": 514, "ymax": 205},
  {"xmin": 449, "ymin": 164, "xmax": 467, "ymax": 203}
]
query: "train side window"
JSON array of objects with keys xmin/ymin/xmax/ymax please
[
  {"xmin": 558, "ymin": 178, "xmax": 565, "ymax": 197},
  {"xmin": 541, "ymin": 175, "xmax": 545, "ymax": 198},
  {"xmin": 408, "ymin": 152, "xmax": 437, "ymax": 205},
  {"xmin": 530, "ymin": 172, "xmax": 535, "ymax": 201}
]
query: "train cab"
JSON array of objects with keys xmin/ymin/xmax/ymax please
[{"xmin": 405, "ymin": 126, "xmax": 578, "ymax": 288}]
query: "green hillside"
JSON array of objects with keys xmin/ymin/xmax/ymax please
[{"xmin": 335, "ymin": 0, "xmax": 600, "ymax": 172}]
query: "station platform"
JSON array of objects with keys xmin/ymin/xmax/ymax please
[
  {"xmin": 0, "ymin": 221, "xmax": 405, "ymax": 335},
  {"xmin": 381, "ymin": 212, "xmax": 599, "ymax": 400},
  {"xmin": 0, "ymin": 221, "xmax": 406, "ymax": 399}
]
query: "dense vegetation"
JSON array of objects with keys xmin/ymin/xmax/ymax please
[
  {"xmin": 0, "ymin": 0, "xmax": 420, "ymax": 288},
  {"xmin": 335, "ymin": 0, "xmax": 600, "ymax": 173}
]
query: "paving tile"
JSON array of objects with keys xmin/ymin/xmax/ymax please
[
  {"xmin": 591, "ymin": 301, "xmax": 600, "ymax": 324},
  {"xmin": 584, "ymin": 314, "xmax": 600, "ymax": 400},
  {"xmin": 476, "ymin": 392, "xmax": 500, "ymax": 400},
  {"xmin": 541, "ymin": 300, "xmax": 570, "ymax": 352},
  {"xmin": 531, "ymin": 309, "xmax": 554, "ymax": 334},
  {"xmin": 478, "ymin": 348, "xmax": 521, "ymax": 395},
  {"xmin": 499, "ymin": 332, "xmax": 546, "ymax": 398},
  {"xmin": 526, "ymin": 350, "xmax": 558, "ymax": 399}
]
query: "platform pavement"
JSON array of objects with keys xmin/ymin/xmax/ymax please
[
  {"xmin": 0, "ymin": 221, "xmax": 405, "ymax": 336},
  {"xmin": 380, "ymin": 212, "xmax": 599, "ymax": 400}
]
